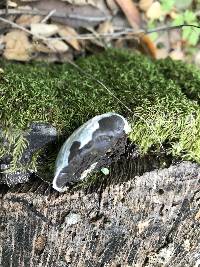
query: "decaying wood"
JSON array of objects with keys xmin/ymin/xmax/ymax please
[{"xmin": 0, "ymin": 161, "xmax": 199, "ymax": 266}]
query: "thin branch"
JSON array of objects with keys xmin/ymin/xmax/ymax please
[
  {"xmin": 146, "ymin": 24, "xmax": 200, "ymax": 34},
  {"xmin": 0, "ymin": 16, "xmax": 57, "ymax": 52},
  {"xmin": 0, "ymin": 16, "xmax": 39, "ymax": 37},
  {"xmin": 0, "ymin": 8, "xmax": 111, "ymax": 22},
  {"xmin": 41, "ymin": 9, "xmax": 56, "ymax": 23},
  {"xmin": 0, "ymin": 15, "xmax": 142, "ymax": 42}
]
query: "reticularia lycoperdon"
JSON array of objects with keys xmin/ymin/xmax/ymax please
[{"xmin": 53, "ymin": 112, "xmax": 131, "ymax": 192}]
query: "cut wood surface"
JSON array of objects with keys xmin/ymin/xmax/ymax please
[{"xmin": 0, "ymin": 161, "xmax": 199, "ymax": 267}]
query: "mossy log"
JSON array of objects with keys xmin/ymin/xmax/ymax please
[
  {"xmin": 0, "ymin": 49, "xmax": 200, "ymax": 266},
  {"xmin": 1, "ymin": 49, "xmax": 200, "ymax": 185},
  {"xmin": 0, "ymin": 161, "xmax": 200, "ymax": 266}
]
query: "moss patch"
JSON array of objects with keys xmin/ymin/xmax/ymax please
[
  {"xmin": 1, "ymin": 49, "xmax": 200, "ymax": 176},
  {"xmin": 155, "ymin": 57, "xmax": 200, "ymax": 102}
]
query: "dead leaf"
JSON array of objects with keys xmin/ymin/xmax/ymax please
[
  {"xmin": 195, "ymin": 209, "xmax": 200, "ymax": 220},
  {"xmin": 0, "ymin": 35, "xmax": 5, "ymax": 52},
  {"xmin": 16, "ymin": 15, "xmax": 42, "ymax": 26},
  {"xmin": 61, "ymin": 0, "xmax": 99, "ymax": 5},
  {"xmin": 58, "ymin": 25, "xmax": 81, "ymax": 50},
  {"xmin": 139, "ymin": 0, "xmax": 153, "ymax": 12},
  {"xmin": 36, "ymin": 52, "xmax": 73, "ymax": 63},
  {"xmin": 194, "ymin": 51, "xmax": 200, "ymax": 67},
  {"xmin": 146, "ymin": 1, "xmax": 163, "ymax": 20},
  {"xmin": 106, "ymin": 0, "xmax": 119, "ymax": 15},
  {"xmin": 114, "ymin": 0, "xmax": 141, "ymax": 28},
  {"xmin": 61, "ymin": 0, "xmax": 110, "ymax": 13},
  {"xmin": 31, "ymin": 23, "xmax": 58, "ymax": 37},
  {"xmin": 169, "ymin": 49, "xmax": 184, "ymax": 60},
  {"xmin": 112, "ymin": 14, "xmax": 130, "ymax": 29},
  {"xmin": 3, "ymin": 30, "xmax": 32, "ymax": 61},
  {"xmin": 97, "ymin": 21, "xmax": 113, "ymax": 43},
  {"xmin": 154, "ymin": 31, "xmax": 170, "ymax": 59},
  {"xmin": 47, "ymin": 39, "xmax": 69, "ymax": 52},
  {"xmin": 138, "ymin": 35, "xmax": 157, "ymax": 58},
  {"xmin": 170, "ymin": 11, "xmax": 179, "ymax": 19},
  {"xmin": 156, "ymin": 48, "xmax": 168, "ymax": 59},
  {"xmin": 97, "ymin": 21, "xmax": 113, "ymax": 34},
  {"xmin": 33, "ymin": 42, "xmax": 52, "ymax": 53},
  {"xmin": 8, "ymin": 0, "xmax": 17, "ymax": 7},
  {"xmin": 34, "ymin": 39, "xmax": 69, "ymax": 53},
  {"xmin": 169, "ymin": 30, "xmax": 181, "ymax": 49},
  {"xmin": 30, "ymin": 0, "xmax": 111, "ymax": 28},
  {"xmin": 114, "ymin": 0, "xmax": 156, "ymax": 58}
]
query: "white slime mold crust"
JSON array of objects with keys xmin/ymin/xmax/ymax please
[{"xmin": 53, "ymin": 112, "xmax": 130, "ymax": 192}]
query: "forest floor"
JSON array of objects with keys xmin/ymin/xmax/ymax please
[{"xmin": 0, "ymin": 0, "xmax": 200, "ymax": 65}]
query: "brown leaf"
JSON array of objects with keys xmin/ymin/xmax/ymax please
[
  {"xmin": 48, "ymin": 39, "xmax": 69, "ymax": 53},
  {"xmin": 156, "ymin": 48, "xmax": 168, "ymax": 59},
  {"xmin": 194, "ymin": 51, "xmax": 200, "ymax": 67},
  {"xmin": 31, "ymin": 23, "xmax": 58, "ymax": 37},
  {"xmin": 146, "ymin": 1, "xmax": 163, "ymax": 20},
  {"xmin": 169, "ymin": 49, "xmax": 184, "ymax": 61},
  {"xmin": 97, "ymin": 21, "xmax": 114, "ymax": 43},
  {"xmin": 3, "ymin": 30, "xmax": 32, "ymax": 61},
  {"xmin": 16, "ymin": 15, "xmax": 42, "ymax": 26},
  {"xmin": 34, "ymin": 39, "xmax": 69, "ymax": 54},
  {"xmin": 62, "ymin": 0, "xmax": 96, "ymax": 6},
  {"xmin": 139, "ymin": 0, "xmax": 153, "ymax": 12},
  {"xmin": 33, "ymin": 42, "xmax": 52, "ymax": 53},
  {"xmin": 114, "ymin": 0, "xmax": 157, "ymax": 58},
  {"xmin": 195, "ymin": 209, "xmax": 200, "ymax": 220},
  {"xmin": 114, "ymin": 0, "xmax": 141, "ymax": 28},
  {"xmin": 35, "ymin": 52, "xmax": 73, "ymax": 63},
  {"xmin": 138, "ymin": 35, "xmax": 157, "ymax": 58},
  {"xmin": 106, "ymin": 0, "xmax": 119, "ymax": 15},
  {"xmin": 58, "ymin": 25, "xmax": 81, "ymax": 51},
  {"xmin": 61, "ymin": 0, "xmax": 99, "ymax": 5},
  {"xmin": 8, "ymin": 0, "xmax": 17, "ymax": 7},
  {"xmin": 30, "ymin": 0, "xmax": 111, "ymax": 28},
  {"xmin": 62, "ymin": 0, "xmax": 109, "ymax": 13},
  {"xmin": 97, "ymin": 21, "xmax": 113, "ymax": 34}
]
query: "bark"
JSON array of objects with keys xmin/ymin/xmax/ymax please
[{"xmin": 0, "ymin": 161, "xmax": 200, "ymax": 267}]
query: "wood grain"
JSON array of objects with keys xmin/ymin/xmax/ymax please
[{"xmin": 0, "ymin": 161, "xmax": 199, "ymax": 266}]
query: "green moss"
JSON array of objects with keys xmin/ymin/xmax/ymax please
[
  {"xmin": 1, "ymin": 48, "xmax": 200, "ymax": 176},
  {"xmin": 155, "ymin": 57, "xmax": 200, "ymax": 102}
]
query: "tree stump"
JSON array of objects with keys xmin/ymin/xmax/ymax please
[{"xmin": 1, "ymin": 161, "xmax": 199, "ymax": 267}]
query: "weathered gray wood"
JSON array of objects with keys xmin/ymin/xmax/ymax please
[{"xmin": 0, "ymin": 161, "xmax": 200, "ymax": 267}]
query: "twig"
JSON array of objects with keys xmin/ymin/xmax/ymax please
[
  {"xmin": 146, "ymin": 24, "xmax": 200, "ymax": 34},
  {"xmin": 41, "ymin": 9, "xmax": 56, "ymax": 23},
  {"xmin": 0, "ymin": 16, "xmax": 39, "ymax": 37},
  {"xmin": 0, "ymin": 15, "xmax": 142, "ymax": 42},
  {"xmin": 0, "ymin": 10, "xmax": 199, "ymax": 41},
  {"xmin": 0, "ymin": 16, "xmax": 57, "ymax": 52},
  {"xmin": 0, "ymin": 8, "xmax": 110, "ymax": 22}
]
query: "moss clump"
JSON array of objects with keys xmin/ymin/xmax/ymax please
[
  {"xmin": 1, "ymin": 48, "xmax": 200, "ymax": 176},
  {"xmin": 155, "ymin": 57, "xmax": 200, "ymax": 102}
]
